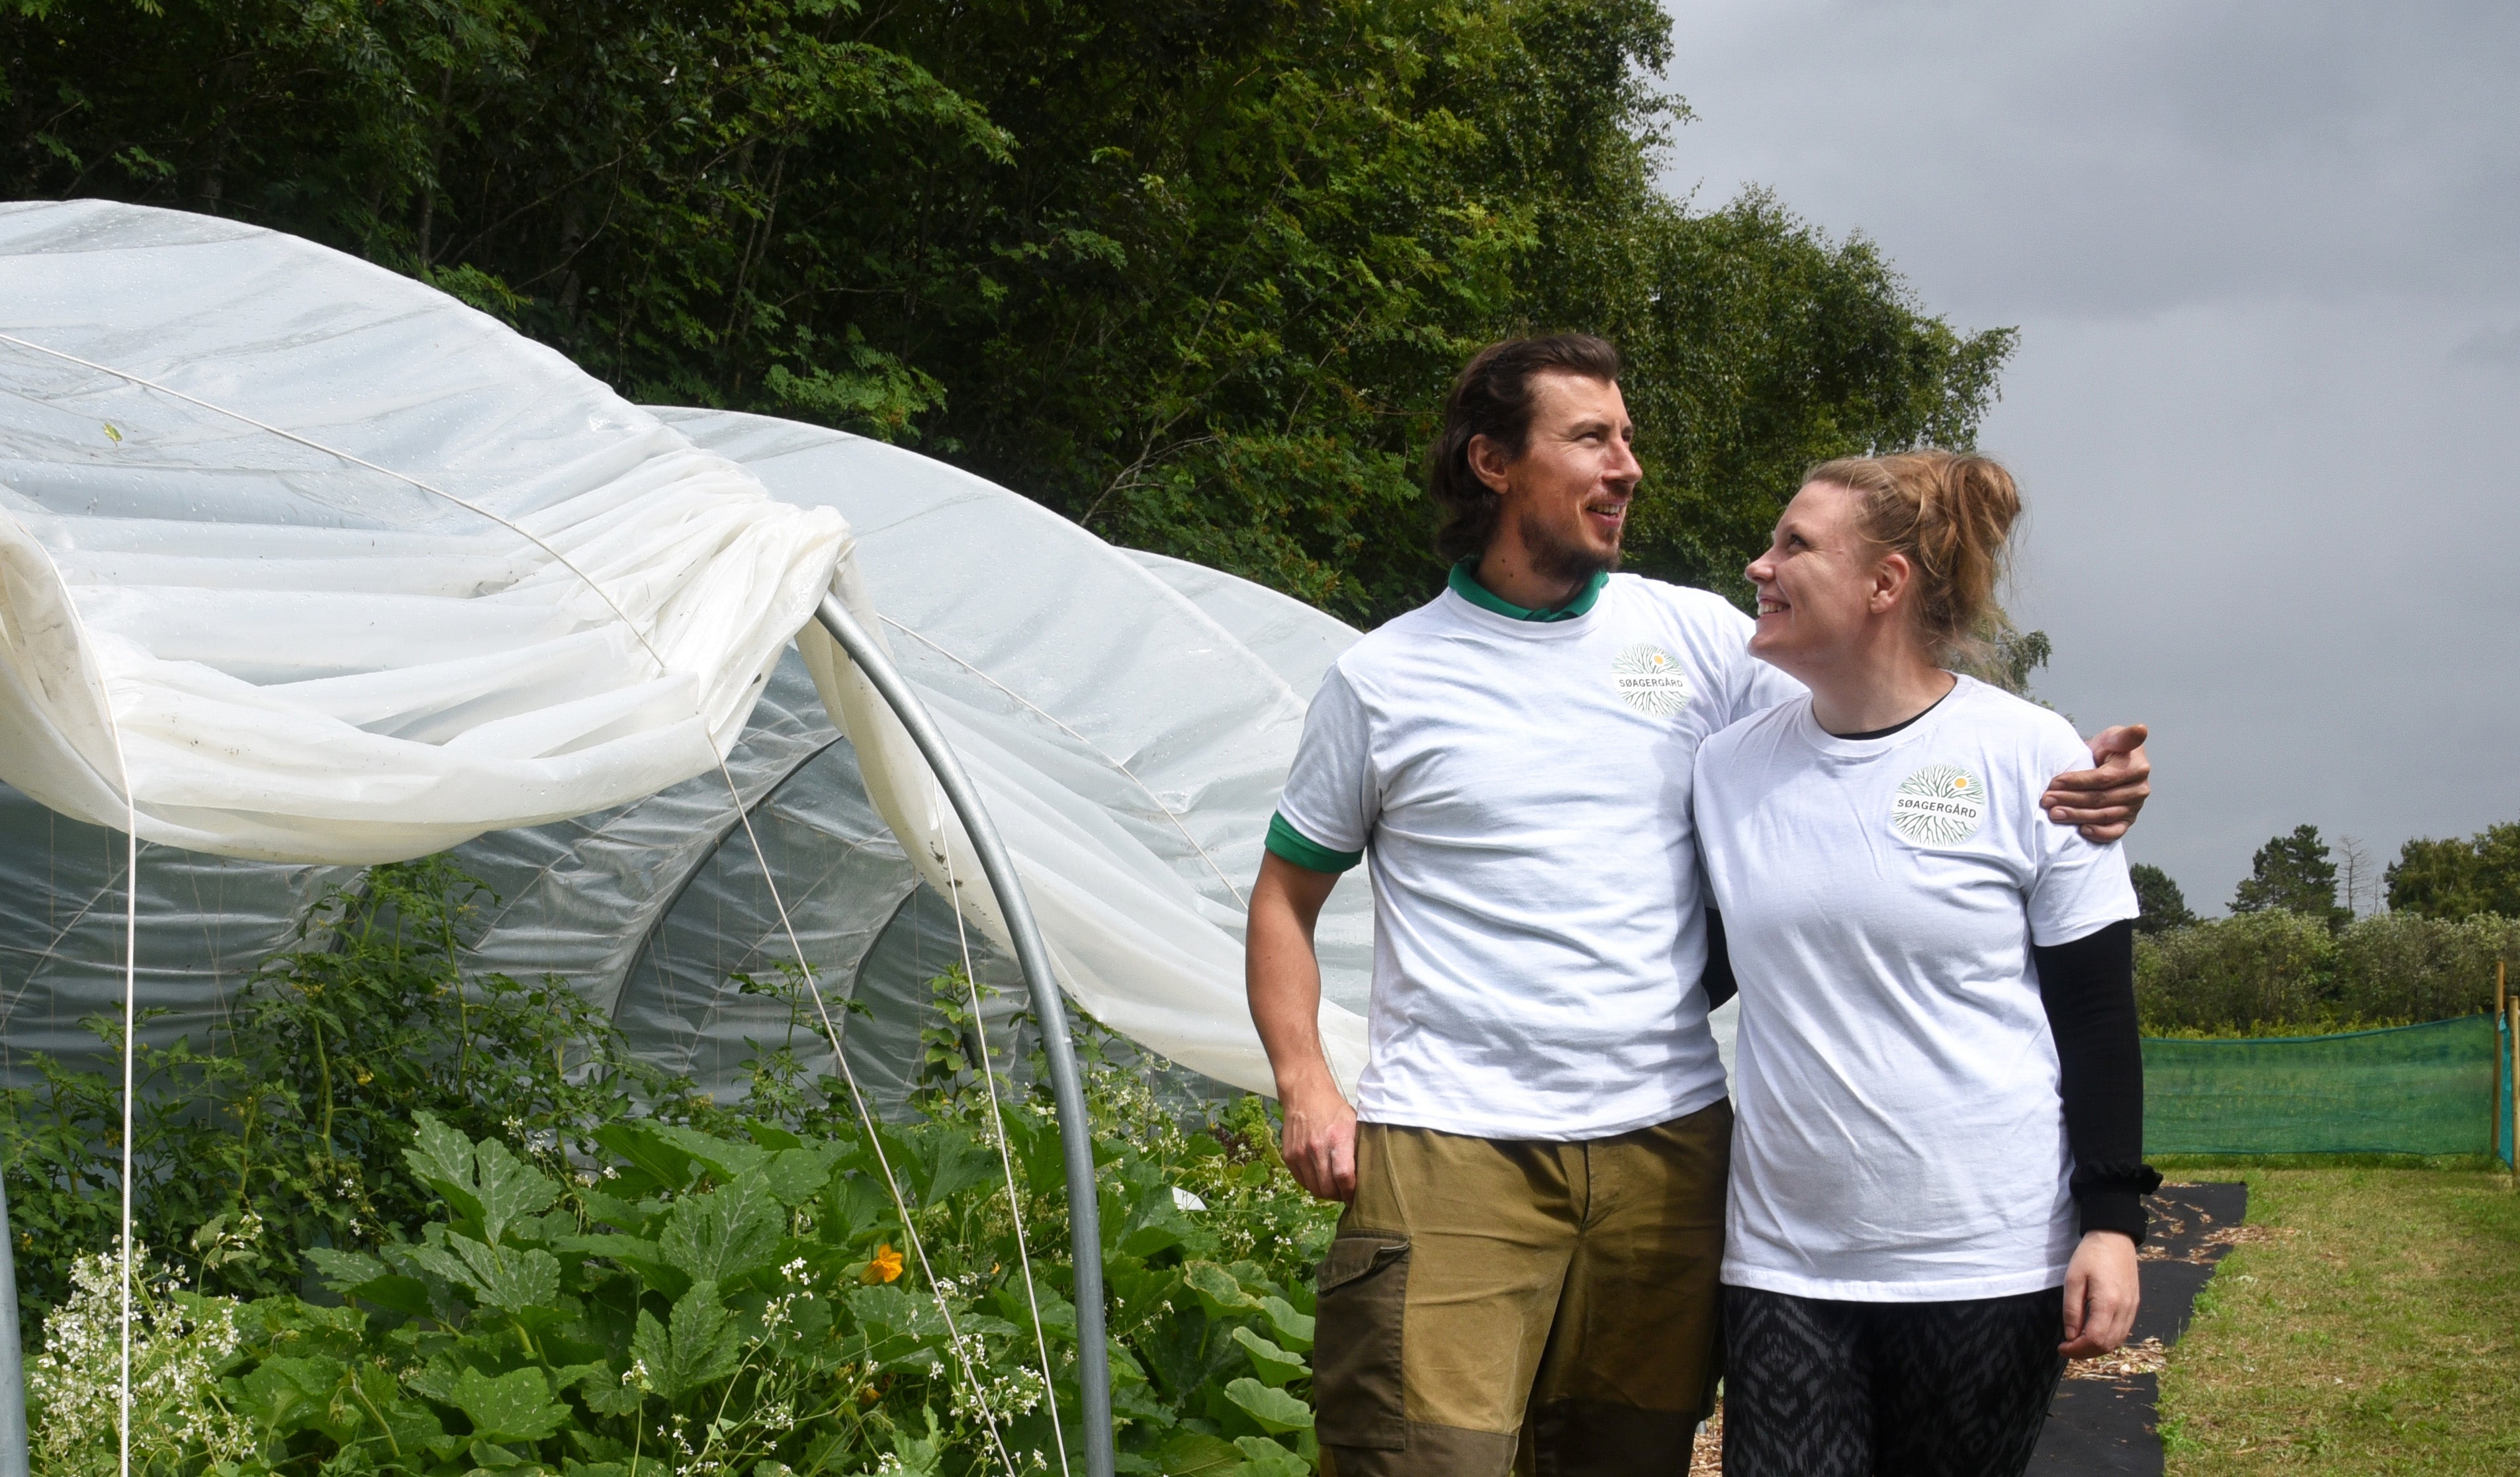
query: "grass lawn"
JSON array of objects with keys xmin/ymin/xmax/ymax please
[{"xmin": 2157, "ymin": 1157, "xmax": 2520, "ymax": 1474}]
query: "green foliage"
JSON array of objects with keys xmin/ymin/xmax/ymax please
[
  {"xmin": 1957, "ymin": 617, "xmax": 2053, "ymax": 698},
  {"xmin": 8, "ymin": 860, "xmax": 1344, "ymax": 1476},
  {"xmin": 2133, "ymin": 862, "xmax": 2197, "ymax": 936},
  {"xmin": 2386, "ymin": 822, "xmax": 2520, "ymax": 920},
  {"xmin": 0, "ymin": 0, "xmax": 2010, "ymax": 625},
  {"xmin": 2136, "ymin": 911, "xmax": 2520, "ymax": 1035},
  {"xmin": 2230, "ymin": 825, "xmax": 2351, "ymax": 932},
  {"xmin": 0, "ymin": 859, "xmax": 675, "ymax": 1314},
  {"xmin": 2138, "ymin": 911, "xmax": 2339, "ymax": 1035}
]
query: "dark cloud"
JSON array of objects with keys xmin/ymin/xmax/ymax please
[
  {"xmin": 1661, "ymin": 2, "xmax": 2520, "ymax": 318},
  {"xmin": 1658, "ymin": 1, "xmax": 2520, "ymax": 909}
]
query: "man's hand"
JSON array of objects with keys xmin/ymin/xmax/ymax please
[
  {"xmin": 1280, "ymin": 1085, "xmax": 1360, "ymax": 1202},
  {"xmin": 1247, "ymin": 850, "xmax": 1357, "ymax": 1202},
  {"xmin": 2059, "ymin": 1230, "xmax": 2141, "ymax": 1358},
  {"xmin": 2044, "ymin": 723, "xmax": 2151, "ymax": 843}
]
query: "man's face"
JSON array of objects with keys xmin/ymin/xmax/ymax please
[{"xmin": 1472, "ymin": 372, "xmax": 1641, "ymax": 581}]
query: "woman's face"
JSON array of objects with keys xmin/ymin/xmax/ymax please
[{"xmin": 1744, "ymin": 480, "xmax": 1903, "ymax": 673}]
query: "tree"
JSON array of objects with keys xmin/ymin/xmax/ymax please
[
  {"xmin": 2231, "ymin": 824, "xmax": 2350, "ymax": 931},
  {"xmin": 1, "ymin": 0, "xmax": 2012, "ymax": 626},
  {"xmin": 2386, "ymin": 821, "xmax": 2520, "ymax": 920},
  {"xmin": 2334, "ymin": 833, "xmax": 2374, "ymax": 918},
  {"xmin": 2130, "ymin": 863, "xmax": 2194, "ymax": 935}
]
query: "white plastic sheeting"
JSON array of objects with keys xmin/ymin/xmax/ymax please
[
  {"xmin": 0, "ymin": 199, "xmax": 1374, "ymax": 1097},
  {"xmin": 0, "ymin": 199, "xmax": 848, "ymax": 862},
  {"xmin": 0, "ymin": 416, "xmax": 1378, "ymax": 1098},
  {"xmin": 667, "ymin": 410, "xmax": 1371, "ymax": 1093}
]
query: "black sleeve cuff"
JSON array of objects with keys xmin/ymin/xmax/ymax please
[{"xmin": 2070, "ymin": 1162, "xmax": 2163, "ymax": 1243}]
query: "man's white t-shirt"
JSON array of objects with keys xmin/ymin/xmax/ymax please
[
  {"xmin": 1693, "ymin": 676, "xmax": 2138, "ymax": 1302},
  {"xmin": 1273, "ymin": 570, "xmax": 1801, "ymax": 1140}
]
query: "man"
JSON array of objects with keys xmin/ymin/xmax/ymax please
[{"xmin": 1245, "ymin": 334, "xmax": 2149, "ymax": 1476}]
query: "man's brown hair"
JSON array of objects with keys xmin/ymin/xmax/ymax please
[{"xmin": 1428, "ymin": 334, "xmax": 1622, "ymax": 562}]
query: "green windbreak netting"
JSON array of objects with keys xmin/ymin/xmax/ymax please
[{"xmin": 2143, "ymin": 1015, "xmax": 2513, "ymax": 1160}]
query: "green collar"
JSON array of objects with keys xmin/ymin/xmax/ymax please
[{"xmin": 1447, "ymin": 559, "xmax": 1608, "ymax": 622}]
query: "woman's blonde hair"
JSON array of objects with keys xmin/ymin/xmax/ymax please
[{"xmin": 1803, "ymin": 450, "xmax": 2021, "ymax": 654}]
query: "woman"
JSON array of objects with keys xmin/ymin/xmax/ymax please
[{"xmin": 1692, "ymin": 451, "xmax": 2157, "ymax": 1476}]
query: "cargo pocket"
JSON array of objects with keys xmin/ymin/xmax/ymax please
[{"xmin": 1312, "ymin": 1230, "xmax": 1411, "ymax": 1451}]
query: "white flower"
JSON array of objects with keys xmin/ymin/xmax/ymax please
[{"xmin": 28, "ymin": 1244, "xmax": 253, "ymax": 1477}]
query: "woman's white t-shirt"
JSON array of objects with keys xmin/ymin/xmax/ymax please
[{"xmin": 1692, "ymin": 676, "xmax": 2138, "ymax": 1302}]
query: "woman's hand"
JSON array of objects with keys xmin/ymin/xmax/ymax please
[{"xmin": 2059, "ymin": 1229, "xmax": 2141, "ymax": 1357}]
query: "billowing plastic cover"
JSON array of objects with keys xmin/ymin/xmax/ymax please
[
  {"xmin": 677, "ymin": 410, "xmax": 1371, "ymax": 1094},
  {"xmin": 0, "ymin": 200, "xmax": 849, "ymax": 862},
  {"xmin": 0, "ymin": 201, "xmax": 1374, "ymax": 1098}
]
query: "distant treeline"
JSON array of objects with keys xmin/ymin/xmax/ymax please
[
  {"xmin": 0, "ymin": 0, "xmax": 2009, "ymax": 626},
  {"xmin": 2132, "ymin": 818, "xmax": 2520, "ymax": 1036},
  {"xmin": 2136, "ymin": 911, "xmax": 2517, "ymax": 1037}
]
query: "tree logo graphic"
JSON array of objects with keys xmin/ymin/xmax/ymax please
[
  {"xmin": 1611, "ymin": 643, "xmax": 1691, "ymax": 715},
  {"xmin": 1890, "ymin": 763, "xmax": 1987, "ymax": 844}
]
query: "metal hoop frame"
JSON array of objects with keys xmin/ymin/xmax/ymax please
[{"xmin": 811, "ymin": 595, "xmax": 1116, "ymax": 1477}]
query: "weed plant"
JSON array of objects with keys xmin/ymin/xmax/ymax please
[{"xmin": 6, "ymin": 860, "xmax": 1340, "ymax": 1477}]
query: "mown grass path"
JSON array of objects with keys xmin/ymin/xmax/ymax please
[{"xmin": 2159, "ymin": 1163, "xmax": 2520, "ymax": 1473}]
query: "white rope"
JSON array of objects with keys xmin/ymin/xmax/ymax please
[
  {"xmin": 940, "ymin": 840, "xmax": 1073, "ymax": 1476},
  {"xmin": 0, "ymin": 334, "xmax": 1036, "ymax": 1477},
  {"xmin": 723, "ymin": 787, "xmax": 1024, "ymax": 1477},
  {"xmin": 118, "ymin": 804, "xmax": 134, "ymax": 1477}
]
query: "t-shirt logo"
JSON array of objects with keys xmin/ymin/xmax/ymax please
[
  {"xmin": 1890, "ymin": 764, "xmax": 1987, "ymax": 844},
  {"xmin": 1611, "ymin": 643, "xmax": 1691, "ymax": 715}
]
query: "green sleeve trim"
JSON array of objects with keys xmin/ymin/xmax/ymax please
[{"xmin": 1265, "ymin": 813, "xmax": 1363, "ymax": 873}]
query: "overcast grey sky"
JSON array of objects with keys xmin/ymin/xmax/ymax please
[{"xmin": 1657, "ymin": 1, "xmax": 2520, "ymax": 914}]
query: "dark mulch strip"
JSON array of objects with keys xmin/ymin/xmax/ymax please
[{"xmin": 2028, "ymin": 1181, "xmax": 2249, "ymax": 1477}]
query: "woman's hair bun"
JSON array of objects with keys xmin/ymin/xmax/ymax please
[{"xmin": 1803, "ymin": 450, "xmax": 2021, "ymax": 654}]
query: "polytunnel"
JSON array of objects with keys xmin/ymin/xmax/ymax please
[
  {"xmin": 0, "ymin": 196, "xmax": 1401, "ymax": 1477},
  {"xmin": 0, "ymin": 201, "xmax": 1378, "ymax": 1108}
]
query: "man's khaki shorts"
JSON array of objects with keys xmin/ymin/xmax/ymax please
[{"xmin": 1313, "ymin": 1100, "xmax": 1731, "ymax": 1477}]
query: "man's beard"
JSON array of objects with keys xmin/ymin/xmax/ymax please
[{"xmin": 1515, "ymin": 503, "xmax": 1623, "ymax": 586}]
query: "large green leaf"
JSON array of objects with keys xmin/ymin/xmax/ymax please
[
  {"xmin": 900, "ymin": 1121, "xmax": 998, "ymax": 1207},
  {"xmin": 1149, "ymin": 1432, "xmax": 1241, "ymax": 1474},
  {"xmin": 1181, "ymin": 1263, "xmax": 1259, "ymax": 1320},
  {"xmin": 643, "ymin": 1122, "xmax": 768, "ymax": 1181},
  {"xmin": 1222, "ymin": 1378, "xmax": 1313, "ymax": 1435},
  {"xmin": 403, "ymin": 1235, "xmax": 562, "ymax": 1316},
  {"xmin": 236, "ymin": 1355, "xmax": 353, "ymax": 1440},
  {"xmin": 557, "ymin": 1233, "xmax": 687, "ymax": 1298},
  {"xmin": 629, "ymin": 1280, "xmax": 741, "ymax": 1400},
  {"xmin": 658, "ymin": 1171, "xmax": 786, "ymax": 1284},
  {"xmin": 404, "ymin": 1113, "xmax": 488, "ymax": 1230},
  {"xmin": 1231, "ymin": 1436, "xmax": 1309, "ymax": 1477},
  {"xmin": 593, "ymin": 1122, "xmax": 700, "ymax": 1194},
  {"xmin": 760, "ymin": 1145, "xmax": 838, "ymax": 1205},
  {"xmin": 411, "ymin": 1366, "xmax": 570, "ymax": 1445},
  {"xmin": 402, "ymin": 1113, "xmax": 559, "ymax": 1246},
  {"xmin": 1256, "ymin": 1296, "xmax": 1314, "ymax": 1353},
  {"xmin": 1228, "ymin": 1326, "xmax": 1308, "ymax": 1388}
]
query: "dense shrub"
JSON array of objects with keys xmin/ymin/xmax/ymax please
[
  {"xmin": 2136, "ymin": 911, "xmax": 2520, "ymax": 1035},
  {"xmin": 2332, "ymin": 913, "xmax": 2520, "ymax": 1025},
  {"xmin": 2134, "ymin": 912, "xmax": 2337, "ymax": 1034},
  {"xmin": 0, "ymin": 860, "xmax": 684, "ymax": 1313}
]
